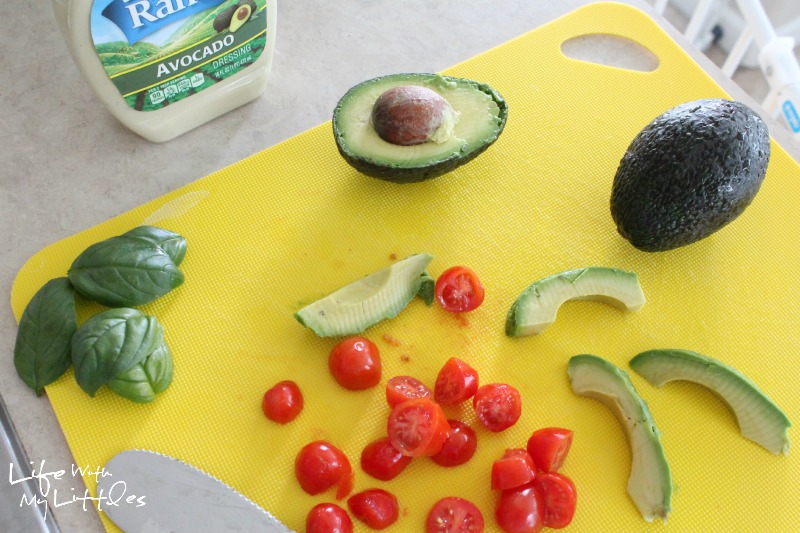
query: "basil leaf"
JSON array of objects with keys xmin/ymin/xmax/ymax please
[
  {"xmin": 13, "ymin": 278, "xmax": 77, "ymax": 396},
  {"xmin": 123, "ymin": 226, "xmax": 187, "ymax": 266},
  {"xmin": 71, "ymin": 308, "xmax": 164, "ymax": 396},
  {"xmin": 107, "ymin": 340, "xmax": 174, "ymax": 403},
  {"xmin": 417, "ymin": 271, "xmax": 435, "ymax": 306},
  {"xmin": 68, "ymin": 235, "xmax": 184, "ymax": 307}
]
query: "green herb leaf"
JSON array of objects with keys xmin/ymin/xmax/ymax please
[
  {"xmin": 13, "ymin": 278, "xmax": 77, "ymax": 396},
  {"xmin": 68, "ymin": 235, "xmax": 184, "ymax": 307},
  {"xmin": 123, "ymin": 226, "xmax": 187, "ymax": 266},
  {"xmin": 71, "ymin": 308, "xmax": 164, "ymax": 396},
  {"xmin": 107, "ymin": 340, "xmax": 174, "ymax": 403}
]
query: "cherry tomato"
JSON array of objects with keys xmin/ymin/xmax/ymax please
[
  {"xmin": 435, "ymin": 266, "xmax": 485, "ymax": 313},
  {"xmin": 360, "ymin": 437, "xmax": 412, "ymax": 481},
  {"xmin": 533, "ymin": 472, "xmax": 577, "ymax": 529},
  {"xmin": 386, "ymin": 375, "xmax": 432, "ymax": 408},
  {"xmin": 426, "ymin": 497, "xmax": 485, "ymax": 533},
  {"xmin": 434, "ymin": 358, "xmax": 479, "ymax": 405},
  {"xmin": 306, "ymin": 502, "xmax": 353, "ymax": 533},
  {"xmin": 387, "ymin": 398, "xmax": 450, "ymax": 457},
  {"xmin": 473, "ymin": 383, "xmax": 522, "ymax": 432},
  {"xmin": 492, "ymin": 449, "xmax": 536, "ymax": 491},
  {"xmin": 295, "ymin": 441, "xmax": 353, "ymax": 500},
  {"xmin": 329, "ymin": 336, "xmax": 382, "ymax": 390},
  {"xmin": 495, "ymin": 483, "xmax": 544, "ymax": 533},
  {"xmin": 526, "ymin": 428, "xmax": 574, "ymax": 473},
  {"xmin": 347, "ymin": 488, "xmax": 399, "ymax": 530},
  {"xmin": 261, "ymin": 380, "xmax": 303, "ymax": 424},
  {"xmin": 431, "ymin": 420, "xmax": 478, "ymax": 467}
]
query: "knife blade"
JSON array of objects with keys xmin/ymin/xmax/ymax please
[{"xmin": 96, "ymin": 450, "xmax": 294, "ymax": 533}]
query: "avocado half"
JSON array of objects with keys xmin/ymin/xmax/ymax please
[
  {"xmin": 332, "ymin": 73, "xmax": 508, "ymax": 183},
  {"xmin": 610, "ymin": 98, "xmax": 770, "ymax": 252}
]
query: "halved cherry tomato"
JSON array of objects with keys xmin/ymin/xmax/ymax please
[
  {"xmin": 387, "ymin": 398, "xmax": 450, "ymax": 457},
  {"xmin": 426, "ymin": 497, "xmax": 484, "ymax": 533},
  {"xmin": 533, "ymin": 472, "xmax": 577, "ymax": 529},
  {"xmin": 434, "ymin": 357, "xmax": 479, "ymax": 405},
  {"xmin": 495, "ymin": 482, "xmax": 544, "ymax": 533},
  {"xmin": 386, "ymin": 375, "xmax": 432, "ymax": 408},
  {"xmin": 435, "ymin": 266, "xmax": 485, "ymax": 313},
  {"xmin": 295, "ymin": 441, "xmax": 353, "ymax": 500},
  {"xmin": 473, "ymin": 384, "xmax": 522, "ymax": 432},
  {"xmin": 329, "ymin": 336, "xmax": 382, "ymax": 390},
  {"xmin": 526, "ymin": 428, "xmax": 574, "ymax": 473},
  {"xmin": 492, "ymin": 449, "xmax": 536, "ymax": 491},
  {"xmin": 347, "ymin": 488, "xmax": 399, "ymax": 530},
  {"xmin": 360, "ymin": 437, "xmax": 412, "ymax": 481},
  {"xmin": 431, "ymin": 420, "xmax": 478, "ymax": 467},
  {"xmin": 306, "ymin": 502, "xmax": 353, "ymax": 533},
  {"xmin": 261, "ymin": 380, "xmax": 304, "ymax": 424}
]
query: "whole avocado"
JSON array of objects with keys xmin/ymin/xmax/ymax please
[{"xmin": 610, "ymin": 98, "xmax": 770, "ymax": 252}]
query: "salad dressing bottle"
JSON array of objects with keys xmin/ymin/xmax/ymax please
[{"xmin": 52, "ymin": 0, "xmax": 277, "ymax": 142}]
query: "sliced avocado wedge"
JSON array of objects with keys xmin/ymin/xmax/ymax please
[
  {"xmin": 332, "ymin": 73, "xmax": 507, "ymax": 183},
  {"xmin": 568, "ymin": 354, "xmax": 672, "ymax": 523},
  {"xmin": 294, "ymin": 253, "xmax": 433, "ymax": 337},
  {"xmin": 506, "ymin": 267, "xmax": 645, "ymax": 336},
  {"xmin": 630, "ymin": 349, "xmax": 791, "ymax": 455}
]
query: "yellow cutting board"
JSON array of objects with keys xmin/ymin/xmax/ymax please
[{"xmin": 12, "ymin": 2, "xmax": 800, "ymax": 531}]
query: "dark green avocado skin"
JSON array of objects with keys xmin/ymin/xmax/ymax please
[
  {"xmin": 332, "ymin": 75, "xmax": 508, "ymax": 183},
  {"xmin": 610, "ymin": 99, "xmax": 770, "ymax": 252}
]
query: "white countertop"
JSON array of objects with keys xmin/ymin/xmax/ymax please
[{"xmin": 2, "ymin": 1, "xmax": 797, "ymax": 531}]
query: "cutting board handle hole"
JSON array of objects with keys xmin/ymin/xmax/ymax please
[{"xmin": 561, "ymin": 34, "xmax": 659, "ymax": 72}]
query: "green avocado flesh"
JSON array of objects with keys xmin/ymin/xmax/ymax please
[
  {"xmin": 294, "ymin": 253, "xmax": 433, "ymax": 337},
  {"xmin": 630, "ymin": 349, "xmax": 791, "ymax": 455},
  {"xmin": 332, "ymin": 73, "xmax": 507, "ymax": 183},
  {"xmin": 569, "ymin": 354, "xmax": 673, "ymax": 523},
  {"xmin": 506, "ymin": 267, "xmax": 645, "ymax": 336},
  {"xmin": 611, "ymin": 98, "xmax": 770, "ymax": 252}
]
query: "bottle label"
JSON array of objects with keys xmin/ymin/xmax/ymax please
[{"xmin": 91, "ymin": 0, "xmax": 267, "ymax": 111}]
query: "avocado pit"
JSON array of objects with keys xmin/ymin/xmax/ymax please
[{"xmin": 371, "ymin": 86, "xmax": 457, "ymax": 146}]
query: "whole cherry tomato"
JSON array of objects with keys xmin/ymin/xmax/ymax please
[
  {"xmin": 329, "ymin": 336, "xmax": 382, "ymax": 390},
  {"xmin": 261, "ymin": 380, "xmax": 303, "ymax": 424},
  {"xmin": 295, "ymin": 441, "xmax": 353, "ymax": 500},
  {"xmin": 306, "ymin": 502, "xmax": 353, "ymax": 533}
]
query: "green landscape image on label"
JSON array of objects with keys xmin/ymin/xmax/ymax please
[{"xmin": 91, "ymin": 0, "xmax": 267, "ymax": 111}]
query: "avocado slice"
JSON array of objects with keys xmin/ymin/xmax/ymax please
[
  {"xmin": 506, "ymin": 267, "xmax": 645, "ymax": 336},
  {"xmin": 294, "ymin": 253, "xmax": 433, "ymax": 337},
  {"xmin": 568, "ymin": 354, "xmax": 673, "ymax": 523},
  {"xmin": 630, "ymin": 349, "xmax": 791, "ymax": 455},
  {"xmin": 332, "ymin": 73, "xmax": 507, "ymax": 183},
  {"xmin": 611, "ymin": 98, "xmax": 770, "ymax": 252}
]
